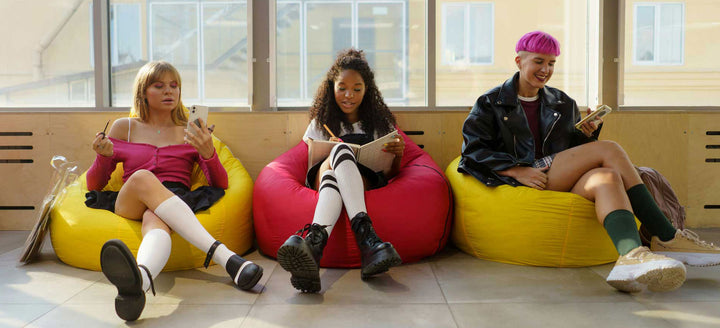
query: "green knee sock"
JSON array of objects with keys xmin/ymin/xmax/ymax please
[
  {"xmin": 603, "ymin": 209, "xmax": 642, "ymax": 256},
  {"xmin": 626, "ymin": 184, "xmax": 677, "ymax": 241}
]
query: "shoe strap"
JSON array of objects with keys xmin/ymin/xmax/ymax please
[
  {"xmin": 204, "ymin": 240, "xmax": 222, "ymax": 269},
  {"xmin": 138, "ymin": 264, "xmax": 156, "ymax": 296},
  {"xmin": 295, "ymin": 223, "xmax": 330, "ymax": 238}
]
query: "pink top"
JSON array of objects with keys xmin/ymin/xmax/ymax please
[{"xmin": 86, "ymin": 137, "xmax": 228, "ymax": 191}]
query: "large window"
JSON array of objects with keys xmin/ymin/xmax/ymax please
[
  {"xmin": 623, "ymin": 0, "xmax": 717, "ymax": 106},
  {"xmin": 633, "ymin": 3, "xmax": 684, "ymax": 65},
  {"xmin": 111, "ymin": 0, "xmax": 250, "ymax": 107},
  {"xmin": 0, "ymin": 0, "xmax": 95, "ymax": 107},
  {"xmin": 275, "ymin": 0, "xmax": 426, "ymax": 107},
  {"xmin": 436, "ymin": 0, "xmax": 595, "ymax": 107},
  {"xmin": 441, "ymin": 2, "xmax": 493, "ymax": 66}
]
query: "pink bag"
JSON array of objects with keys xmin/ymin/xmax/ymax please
[{"xmin": 635, "ymin": 166, "xmax": 685, "ymax": 245}]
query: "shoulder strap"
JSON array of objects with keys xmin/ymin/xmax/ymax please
[{"xmin": 127, "ymin": 117, "xmax": 132, "ymax": 142}]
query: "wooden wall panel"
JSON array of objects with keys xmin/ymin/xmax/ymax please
[
  {"xmin": 0, "ymin": 114, "xmax": 50, "ymax": 229},
  {"xmin": 687, "ymin": 114, "xmax": 720, "ymax": 227},
  {"xmin": 0, "ymin": 111, "xmax": 717, "ymax": 229}
]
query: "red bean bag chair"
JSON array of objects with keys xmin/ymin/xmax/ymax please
[{"xmin": 253, "ymin": 130, "xmax": 452, "ymax": 268}]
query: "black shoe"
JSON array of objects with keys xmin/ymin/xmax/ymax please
[
  {"xmin": 277, "ymin": 223, "xmax": 329, "ymax": 293},
  {"xmin": 350, "ymin": 213, "xmax": 402, "ymax": 279},
  {"xmin": 226, "ymin": 255, "xmax": 263, "ymax": 291},
  {"xmin": 100, "ymin": 239, "xmax": 145, "ymax": 321}
]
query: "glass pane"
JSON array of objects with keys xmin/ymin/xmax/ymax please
[
  {"xmin": 0, "ymin": 0, "xmax": 95, "ymax": 107},
  {"xmin": 437, "ymin": 1, "xmax": 590, "ymax": 107},
  {"xmin": 305, "ymin": 3, "xmax": 352, "ymax": 100},
  {"xmin": 151, "ymin": 4, "xmax": 199, "ymax": 102},
  {"xmin": 468, "ymin": 3, "xmax": 493, "ymax": 64},
  {"xmin": 275, "ymin": 0, "xmax": 425, "ymax": 107},
  {"xmin": 658, "ymin": 3, "xmax": 683, "ymax": 64},
  {"xmin": 624, "ymin": 2, "xmax": 717, "ymax": 106},
  {"xmin": 635, "ymin": 5, "xmax": 655, "ymax": 62},
  {"xmin": 203, "ymin": 3, "xmax": 249, "ymax": 105},
  {"xmin": 442, "ymin": 4, "xmax": 466, "ymax": 64},
  {"xmin": 276, "ymin": 2, "xmax": 302, "ymax": 102},
  {"xmin": 358, "ymin": 3, "xmax": 405, "ymax": 101}
]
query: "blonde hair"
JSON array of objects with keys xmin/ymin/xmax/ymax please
[{"xmin": 130, "ymin": 61, "xmax": 187, "ymax": 125}]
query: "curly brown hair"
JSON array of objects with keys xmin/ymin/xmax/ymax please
[{"xmin": 309, "ymin": 48, "xmax": 396, "ymax": 139}]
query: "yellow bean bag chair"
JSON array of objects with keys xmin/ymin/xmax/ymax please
[
  {"xmin": 50, "ymin": 136, "xmax": 253, "ymax": 271},
  {"xmin": 446, "ymin": 156, "xmax": 638, "ymax": 267}
]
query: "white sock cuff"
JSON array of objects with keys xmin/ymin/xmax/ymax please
[
  {"xmin": 154, "ymin": 195, "xmax": 185, "ymax": 216},
  {"xmin": 144, "ymin": 228, "xmax": 171, "ymax": 244}
]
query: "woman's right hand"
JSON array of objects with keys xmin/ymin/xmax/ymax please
[
  {"xmin": 497, "ymin": 166, "xmax": 548, "ymax": 190},
  {"xmin": 329, "ymin": 136, "xmax": 342, "ymax": 142},
  {"xmin": 92, "ymin": 132, "xmax": 114, "ymax": 157}
]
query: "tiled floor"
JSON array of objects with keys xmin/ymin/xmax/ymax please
[{"xmin": 2, "ymin": 229, "xmax": 720, "ymax": 328}]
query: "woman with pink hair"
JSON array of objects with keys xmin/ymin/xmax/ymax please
[{"xmin": 458, "ymin": 31, "xmax": 720, "ymax": 293}]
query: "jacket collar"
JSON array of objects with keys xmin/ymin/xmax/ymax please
[{"xmin": 496, "ymin": 72, "xmax": 561, "ymax": 108}]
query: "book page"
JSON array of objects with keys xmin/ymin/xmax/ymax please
[
  {"xmin": 307, "ymin": 139, "xmax": 360, "ymax": 172},
  {"xmin": 355, "ymin": 130, "xmax": 398, "ymax": 175}
]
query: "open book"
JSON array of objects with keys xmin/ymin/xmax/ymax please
[{"xmin": 307, "ymin": 130, "xmax": 399, "ymax": 175}]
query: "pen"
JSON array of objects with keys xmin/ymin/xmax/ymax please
[
  {"xmin": 100, "ymin": 120, "xmax": 110, "ymax": 139},
  {"xmin": 323, "ymin": 124, "xmax": 342, "ymax": 142}
]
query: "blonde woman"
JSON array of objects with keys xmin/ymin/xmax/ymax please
[{"xmin": 85, "ymin": 61, "xmax": 262, "ymax": 321}]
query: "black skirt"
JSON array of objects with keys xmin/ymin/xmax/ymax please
[
  {"xmin": 305, "ymin": 159, "xmax": 388, "ymax": 191},
  {"xmin": 85, "ymin": 181, "xmax": 225, "ymax": 213}
]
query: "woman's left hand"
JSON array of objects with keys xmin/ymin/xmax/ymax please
[
  {"xmin": 579, "ymin": 107, "xmax": 602, "ymax": 137},
  {"xmin": 185, "ymin": 118, "xmax": 216, "ymax": 159},
  {"xmin": 383, "ymin": 134, "xmax": 405, "ymax": 157}
]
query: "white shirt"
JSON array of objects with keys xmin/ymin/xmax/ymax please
[{"xmin": 303, "ymin": 119, "xmax": 389, "ymax": 143}]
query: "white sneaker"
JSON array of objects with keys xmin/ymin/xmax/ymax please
[
  {"xmin": 606, "ymin": 246, "xmax": 686, "ymax": 293},
  {"xmin": 651, "ymin": 229, "xmax": 720, "ymax": 267}
]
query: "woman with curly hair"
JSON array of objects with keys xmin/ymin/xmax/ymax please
[{"xmin": 276, "ymin": 48, "xmax": 403, "ymax": 293}]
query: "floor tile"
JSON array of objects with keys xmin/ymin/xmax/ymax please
[
  {"xmin": 0, "ymin": 258, "xmax": 102, "ymax": 305},
  {"xmin": 432, "ymin": 250, "xmax": 632, "ymax": 303},
  {"xmin": 256, "ymin": 261, "xmax": 445, "ymax": 305},
  {"xmin": 450, "ymin": 302, "xmax": 675, "ymax": 328},
  {"xmin": 0, "ymin": 304, "xmax": 55, "ymax": 328},
  {"xmin": 640, "ymin": 301, "xmax": 720, "ymax": 328},
  {"xmin": 240, "ymin": 304, "xmax": 458, "ymax": 328},
  {"xmin": 26, "ymin": 303, "xmax": 251, "ymax": 328},
  {"xmin": 0, "ymin": 231, "xmax": 28, "ymax": 254}
]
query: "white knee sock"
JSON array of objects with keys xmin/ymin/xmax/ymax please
[
  {"xmin": 312, "ymin": 170, "xmax": 343, "ymax": 235},
  {"xmin": 153, "ymin": 196, "xmax": 234, "ymax": 269},
  {"xmin": 136, "ymin": 228, "xmax": 171, "ymax": 292},
  {"xmin": 330, "ymin": 144, "xmax": 367, "ymax": 219}
]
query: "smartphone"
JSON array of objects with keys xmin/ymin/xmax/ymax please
[
  {"xmin": 187, "ymin": 105, "xmax": 209, "ymax": 133},
  {"xmin": 575, "ymin": 105, "xmax": 612, "ymax": 130}
]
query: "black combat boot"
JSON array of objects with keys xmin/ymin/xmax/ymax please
[
  {"xmin": 277, "ymin": 223, "xmax": 329, "ymax": 293},
  {"xmin": 350, "ymin": 212, "xmax": 402, "ymax": 278}
]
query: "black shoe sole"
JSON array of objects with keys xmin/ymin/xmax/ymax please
[
  {"xmin": 277, "ymin": 236, "xmax": 321, "ymax": 293},
  {"xmin": 361, "ymin": 244, "xmax": 402, "ymax": 279},
  {"xmin": 235, "ymin": 263, "xmax": 264, "ymax": 291},
  {"xmin": 100, "ymin": 239, "xmax": 145, "ymax": 321}
]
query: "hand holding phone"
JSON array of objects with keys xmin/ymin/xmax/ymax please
[
  {"xmin": 575, "ymin": 105, "xmax": 612, "ymax": 130},
  {"xmin": 187, "ymin": 105, "xmax": 209, "ymax": 134}
]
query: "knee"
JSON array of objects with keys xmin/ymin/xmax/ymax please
[
  {"xmin": 588, "ymin": 167, "xmax": 623, "ymax": 187},
  {"xmin": 125, "ymin": 169, "xmax": 159, "ymax": 190},
  {"xmin": 329, "ymin": 143, "xmax": 356, "ymax": 169},
  {"xmin": 597, "ymin": 140, "xmax": 627, "ymax": 159}
]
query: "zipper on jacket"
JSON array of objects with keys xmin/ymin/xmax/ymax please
[
  {"xmin": 513, "ymin": 135, "xmax": 518, "ymax": 158},
  {"xmin": 542, "ymin": 113, "xmax": 561, "ymax": 155}
]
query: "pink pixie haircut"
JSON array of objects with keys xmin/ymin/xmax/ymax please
[{"xmin": 515, "ymin": 31, "xmax": 561, "ymax": 56}]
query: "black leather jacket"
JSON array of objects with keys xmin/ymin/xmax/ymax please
[{"xmin": 458, "ymin": 72, "xmax": 600, "ymax": 187}]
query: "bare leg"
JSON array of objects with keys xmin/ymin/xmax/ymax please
[
  {"xmin": 114, "ymin": 170, "xmax": 175, "ymax": 220},
  {"xmin": 568, "ymin": 168, "xmax": 632, "ymax": 224},
  {"xmin": 545, "ymin": 140, "xmax": 642, "ymax": 193}
]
